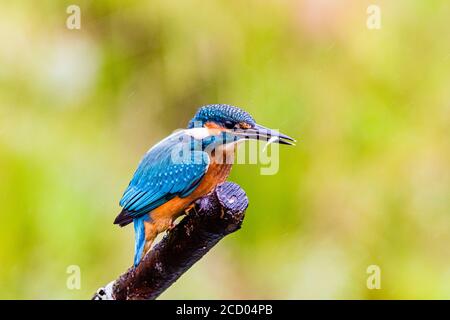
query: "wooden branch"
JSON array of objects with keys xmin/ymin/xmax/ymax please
[{"xmin": 92, "ymin": 182, "xmax": 248, "ymax": 300}]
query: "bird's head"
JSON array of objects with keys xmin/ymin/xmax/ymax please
[{"xmin": 187, "ymin": 104, "xmax": 295, "ymax": 146}]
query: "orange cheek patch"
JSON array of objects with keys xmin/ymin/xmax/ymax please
[
  {"xmin": 205, "ymin": 122, "xmax": 225, "ymax": 135},
  {"xmin": 205, "ymin": 122, "xmax": 223, "ymax": 129},
  {"xmin": 239, "ymin": 122, "xmax": 252, "ymax": 129}
]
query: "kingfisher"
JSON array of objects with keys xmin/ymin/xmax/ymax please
[{"xmin": 114, "ymin": 104, "xmax": 295, "ymax": 266}]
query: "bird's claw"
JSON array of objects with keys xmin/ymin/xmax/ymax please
[{"xmin": 184, "ymin": 203, "xmax": 198, "ymax": 216}]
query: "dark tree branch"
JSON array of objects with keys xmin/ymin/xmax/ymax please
[{"xmin": 93, "ymin": 182, "xmax": 248, "ymax": 300}]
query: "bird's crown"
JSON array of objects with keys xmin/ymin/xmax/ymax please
[{"xmin": 188, "ymin": 104, "xmax": 256, "ymax": 129}]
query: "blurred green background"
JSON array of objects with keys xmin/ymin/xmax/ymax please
[{"xmin": 1, "ymin": 0, "xmax": 450, "ymax": 299}]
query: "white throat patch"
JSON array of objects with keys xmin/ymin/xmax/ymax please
[{"xmin": 184, "ymin": 127, "xmax": 222, "ymax": 139}]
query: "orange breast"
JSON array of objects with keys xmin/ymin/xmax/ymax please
[
  {"xmin": 189, "ymin": 161, "xmax": 232, "ymax": 199},
  {"xmin": 149, "ymin": 154, "xmax": 233, "ymax": 230}
]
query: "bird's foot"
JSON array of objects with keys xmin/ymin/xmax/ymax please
[
  {"xmin": 168, "ymin": 220, "xmax": 176, "ymax": 231},
  {"xmin": 184, "ymin": 203, "xmax": 198, "ymax": 216}
]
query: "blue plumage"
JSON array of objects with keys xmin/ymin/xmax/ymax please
[
  {"xmin": 115, "ymin": 131, "xmax": 210, "ymax": 266},
  {"xmin": 115, "ymin": 131, "xmax": 210, "ymax": 226}
]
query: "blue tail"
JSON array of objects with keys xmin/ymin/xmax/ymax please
[{"xmin": 133, "ymin": 215, "xmax": 149, "ymax": 267}]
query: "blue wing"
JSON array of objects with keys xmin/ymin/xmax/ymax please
[{"xmin": 114, "ymin": 131, "xmax": 209, "ymax": 226}]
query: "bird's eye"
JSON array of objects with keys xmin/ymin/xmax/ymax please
[{"xmin": 224, "ymin": 121, "xmax": 235, "ymax": 129}]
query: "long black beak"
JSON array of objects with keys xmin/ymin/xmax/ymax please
[{"xmin": 232, "ymin": 124, "xmax": 296, "ymax": 146}]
